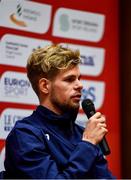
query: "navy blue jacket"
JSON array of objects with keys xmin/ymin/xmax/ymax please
[{"xmin": 4, "ymin": 105, "xmax": 115, "ymax": 179}]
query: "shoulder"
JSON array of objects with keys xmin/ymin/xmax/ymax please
[
  {"xmin": 6, "ymin": 115, "xmax": 45, "ymax": 145},
  {"xmin": 5, "ymin": 120, "xmax": 48, "ymax": 156}
]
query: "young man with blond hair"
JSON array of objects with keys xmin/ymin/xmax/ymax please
[{"xmin": 4, "ymin": 45, "xmax": 115, "ymax": 179}]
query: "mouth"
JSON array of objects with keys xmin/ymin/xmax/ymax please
[{"xmin": 71, "ymin": 94, "xmax": 81, "ymax": 101}]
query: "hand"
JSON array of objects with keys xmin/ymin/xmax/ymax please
[{"xmin": 82, "ymin": 112, "xmax": 108, "ymax": 145}]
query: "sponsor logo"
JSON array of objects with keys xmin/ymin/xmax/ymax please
[
  {"xmin": 0, "ymin": 71, "xmax": 39, "ymax": 104},
  {"xmin": 80, "ymin": 55, "xmax": 95, "ymax": 66},
  {"xmin": 60, "ymin": 43, "xmax": 105, "ymax": 76},
  {"xmin": 0, "ymin": 108, "xmax": 33, "ymax": 139},
  {"xmin": 10, "ymin": 3, "xmax": 27, "ymax": 27},
  {"xmin": 59, "ymin": 14, "xmax": 70, "ymax": 31},
  {"xmin": 53, "ymin": 8, "xmax": 105, "ymax": 42},
  {"xmin": 0, "ymin": 34, "xmax": 52, "ymax": 67},
  {"xmin": 81, "ymin": 86, "xmax": 96, "ymax": 103},
  {"xmin": 76, "ymin": 80, "xmax": 105, "ymax": 127},
  {"xmin": 0, "ymin": 0, "xmax": 52, "ymax": 33},
  {"xmin": 4, "ymin": 77, "xmax": 30, "ymax": 97},
  {"xmin": 80, "ymin": 80, "xmax": 105, "ymax": 110}
]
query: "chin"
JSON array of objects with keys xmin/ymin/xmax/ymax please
[{"xmin": 71, "ymin": 102, "xmax": 80, "ymax": 109}]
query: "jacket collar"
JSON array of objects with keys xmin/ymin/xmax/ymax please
[{"xmin": 35, "ymin": 105, "xmax": 78, "ymax": 126}]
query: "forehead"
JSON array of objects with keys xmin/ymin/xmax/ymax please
[{"xmin": 57, "ymin": 65, "xmax": 80, "ymax": 77}]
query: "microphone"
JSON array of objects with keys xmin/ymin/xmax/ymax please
[{"xmin": 82, "ymin": 99, "xmax": 111, "ymax": 156}]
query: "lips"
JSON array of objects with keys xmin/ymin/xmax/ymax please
[{"xmin": 72, "ymin": 94, "xmax": 81, "ymax": 100}]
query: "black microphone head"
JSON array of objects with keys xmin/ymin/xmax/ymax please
[{"xmin": 82, "ymin": 99, "xmax": 95, "ymax": 118}]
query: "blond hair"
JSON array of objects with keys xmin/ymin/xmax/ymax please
[{"xmin": 27, "ymin": 44, "xmax": 80, "ymax": 96}]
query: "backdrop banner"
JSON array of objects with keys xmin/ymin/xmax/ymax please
[{"xmin": 0, "ymin": 0, "xmax": 121, "ymax": 177}]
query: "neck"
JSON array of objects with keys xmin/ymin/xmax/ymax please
[{"xmin": 40, "ymin": 99, "xmax": 62, "ymax": 115}]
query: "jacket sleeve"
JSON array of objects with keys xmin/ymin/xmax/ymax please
[{"xmin": 4, "ymin": 126, "xmax": 115, "ymax": 179}]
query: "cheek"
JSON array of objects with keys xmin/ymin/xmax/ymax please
[
  {"xmin": 55, "ymin": 84, "xmax": 68, "ymax": 93},
  {"xmin": 53, "ymin": 83, "xmax": 73, "ymax": 98},
  {"xmin": 57, "ymin": 88, "xmax": 71, "ymax": 101}
]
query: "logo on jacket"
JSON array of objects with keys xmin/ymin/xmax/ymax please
[{"xmin": 45, "ymin": 134, "xmax": 50, "ymax": 140}]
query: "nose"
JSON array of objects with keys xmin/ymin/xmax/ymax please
[{"xmin": 74, "ymin": 79, "xmax": 83, "ymax": 90}]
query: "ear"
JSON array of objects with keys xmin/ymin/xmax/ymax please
[{"xmin": 39, "ymin": 78, "xmax": 50, "ymax": 94}]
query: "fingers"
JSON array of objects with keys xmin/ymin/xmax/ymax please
[
  {"xmin": 97, "ymin": 122, "xmax": 107, "ymax": 129},
  {"xmin": 83, "ymin": 112, "xmax": 108, "ymax": 145},
  {"xmin": 99, "ymin": 126, "xmax": 108, "ymax": 136},
  {"xmin": 90, "ymin": 112, "xmax": 106, "ymax": 123},
  {"xmin": 92, "ymin": 112, "xmax": 102, "ymax": 118},
  {"xmin": 88, "ymin": 112, "xmax": 107, "ymax": 131}
]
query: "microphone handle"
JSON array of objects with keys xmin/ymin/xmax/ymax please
[{"xmin": 99, "ymin": 136, "xmax": 111, "ymax": 155}]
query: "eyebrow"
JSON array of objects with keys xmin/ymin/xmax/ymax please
[{"xmin": 63, "ymin": 74, "xmax": 81, "ymax": 80}]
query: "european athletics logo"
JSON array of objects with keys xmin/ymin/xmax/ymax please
[{"xmin": 10, "ymin": 3, "xmax": 27, "ymax": 27}]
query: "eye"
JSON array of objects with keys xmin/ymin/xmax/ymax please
[
  {"xmin": 64, "ymin": 76, "xmax": 76, "ymax": 82},
  {"xmin": 65, "ymin": 77, "xmax": 75, "ymax": 82},
  {"xmin": 78, "ymin": 75, "xmax": 81, "ymax": 80}
]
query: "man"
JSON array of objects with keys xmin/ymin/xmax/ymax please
[{"xmin": 4, "ymin": 45, "xmax": 115, "ymax": 179}]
